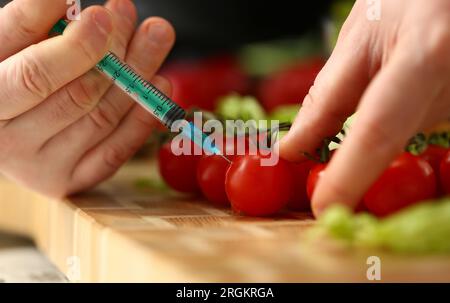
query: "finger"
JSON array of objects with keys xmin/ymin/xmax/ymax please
[
  {"xmin": 104, "ymin": 0, "xmax": 137, "ymax": 59},
  {"xmin": 0, "ymin": 0, "xmax": 68, "ymax": 61},
  {"xmin": 0, "ymin": 6, "xmax": 113, "ymax": 120},
  {"xmin": 68, "ymin": 76, "xmax": 171, "ymax": 193},
  {"xmin": 6, "ymin": 0, "xmax": 138, "ymax": 144},
  {"xmin": 311, "ymin": 40, "xmax": 448, "ymax": 217},
  {"xmin": 420, "ymin": 86, "xmax": 450, "ymax": 129},
  {"xmin": 279, "ymin": 24, "xmax": 373, "ymax": 162}
]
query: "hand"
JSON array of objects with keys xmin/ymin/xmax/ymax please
[
  {"xmin": 0, "ymin": 0, "xmax": 175, "ymax": 197},
  {"xmin": 280, "ymin": 0, "xmax": 450, "ymax": 216}
]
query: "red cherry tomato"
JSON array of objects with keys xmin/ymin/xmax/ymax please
[
  {"xmin": 201, "ymin": 55, "xmax": 250, "ymax": 100},
  {"xmin": 225, "ymin": 154, "xmax": 294, "ymax": 216},
  {"xmin": 306, "ymin": 163, "xmax": 327, "ymax": 202},
  {"xmin": 246, "ymin": 130, "xmax": 273, "ymax": 151},
  {"xmin": 354, "ymin": 201, "xmax": 369, "ymax": 213},
  {"xmin": 213, "ymin": 134, "xmax": 249, "ymax": 159},
  {"xmin": 160, "ymin": 62, "xmax": 201, "ymax": 109},
  {"xmin": 161, "ymin": 55, "xmax": 250, "ymax": 110},
  {"xmin": 288, "ymin": 160, "xmax": 316, "ymax": 211},
  {"xmin": 364, "ymin": 153, "xmax": 437, "ymax": 217},
  {"xmin": 440, "ymin": 150, "xmax": 450, "ymax": 195},
  {"xmin": 196, "ymin": 135, "xmax": 244, "ymax": 206},
  {"xmin": 306, "ymin": 162, "xmax": 367, "ymax": 213},
  {"xmin": 420, "ymin": 145, "xmax": 448, "ymax": 173},
  {"xmin": 419, "ymin": 145, "xmax": 448, "ymax": 195},
  {"xmin": 258, "ymin": 58, "xmax": 325, "ymax": 112},
  {"xmin": 197, "ymin": 155, "xmax": 231, "ymax": 206},
  {"xmin": 158, "ymin": 141, "xmax": 201, "ymax": 194}
]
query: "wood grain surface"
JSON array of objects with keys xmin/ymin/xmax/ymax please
[{"xmin": 1, "ymin": 160, "xmax": 450, "ymax": 282}]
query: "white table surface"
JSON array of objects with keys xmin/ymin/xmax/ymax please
[{"xmin": 0, "ymin": 232, "xmax": 67, "ymax": 283}]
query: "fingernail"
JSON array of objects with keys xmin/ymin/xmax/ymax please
[
  {"xmin": 116, "ymin": 0, "xmax": 135, "ymax": 23},
  {"xmin": 93, "ymin": 9, "xmax": 113, "ymax": 36},
  {"xmin": 147, "ymin": 22, "xmax": 169, "ymax": 44}
]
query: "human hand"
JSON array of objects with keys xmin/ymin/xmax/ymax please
[
  {"xmin": 0, "ymin": 0, "xmax": 175, "ymax": 197},
  {"xmin": 280, "ymin": 0, "xmax": 450, "ymax": 216}
]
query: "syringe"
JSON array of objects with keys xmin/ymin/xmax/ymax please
[{"xmin": 50, "ymin": 19, "xmax": 230, "ymax": 162}]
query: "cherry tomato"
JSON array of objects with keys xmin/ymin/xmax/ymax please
[
  {"xmin": 214, "ymin": 134, "xmax": 249, "ymax": 159},
  {"xmin": 201, "ymin": 55, "xmax": 250, "ymax": 101},
  {"xmin": 420, "ymin": 145, "xmax": 448, "ymax": 173},
  {"xmin": 419, "ymin": 145, "xmax": 448, "ymax": 195},
  {"xmin": 161, "ymin": 55, "xmax": 250, "ymax": 110},
  {"xmin": 306, "ymin": 162, "xmax": 366, "ymax": 213},
  {"xmin": 160, "ymin": 62, "xmax": 201, "ymax": 109},
  {"xmin": 288, "ymin": 160, "xmax": 316, "ymax": 211},
  {"xmin": 225, "ymin": 154, "xmax": 294, "ymax": 216},
  {"xmin": 354, "ymin": 201, "xmax": 369, "ymax": 213},
  {"xmin": 196, "ymin": 135, "xmax": 244, "ymax": 206},
  {"xmin": 246, "ymin": 130, "xmax": 272, "ymax": 151},
  {"xmin": 364, "ymin": 153, "xmax": 437, "ymax": 217},
  {"xmin": 158, "ymin": 140, "xmax": 201, "ymax": 194},
  {"xmin": 440, "ymin": 150, "xmax": 450, "ymax": 195},
  {"xmin": 258, "ymin": 58, "xmax": 325, "ymax": 112},
  {"xmin": 197, "ymin": 155, "xmax": 231, "ymax": 206},
  {"xmin": 306, "ymin": 163, "xmax": 327, "ymax": 202}
]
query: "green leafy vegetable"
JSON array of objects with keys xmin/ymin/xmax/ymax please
[
  {"xmin": 134, "ymin": 177, "xmax": 168, "ymax": 192},
  {"xmin": 328, "ymin": 113, "xmax": 355, "ymax": 150},
  {"xmin": 268, "ymin": 104, "xmax": 301, "ymax": 124},
  {"xmin": 267, "ymin": 105, "xmax": 300, "ymax": 142},
  {"xmin": 314, "ymin": 198, "xmax": 450, "ymax": 254},
  {"xmin": 215, "ymin": 94, "xmax": 266, "ymax": 121}
]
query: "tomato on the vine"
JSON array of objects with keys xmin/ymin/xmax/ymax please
[
  {"xmin": 161, "ymin": 55, "xmax": 250, "ymax": 110},
  {"xmin": 364, "ymin": 152, "xmax": 437, "ymax": 217},
  {"xmin": 306, "ymin": 163, "xmax": 327, "ymax": 202},
  {"xmin": 214, "ymin": 134, "xmax": 249, "ymax": 159},
  {"xmin": 419, "ymin": 145, "xmax": 448, "ymax": 173},
  {"xmin": 306, "ymin": 161, "xmax": 368, "ymax": 214},
  {"xmin": 440, "ymin": 150, "xmax": 450, "ymax": 195},
  {"xmin": 419, "ymin": 145, "xmax": 448, "ymax": 194},
  {"xmin": 258, "ymin": 58, "xmax": 325, "ymax": 112},
  {"xmin": 197, "ymin": 155, "xmax": 231, "ymax": 206},
  {"xmin": 196, "ymin": 134, "xmax": 248, "ymax": 206},
  {"xmin": 288, "ymin": 160, "xmax": 316, "ymax": 211},
  {"xmin": 225, "ymin": 154, "xmax": 294, "ymax": 216},
  {"xmin": 158, "ymin": 140, "xmax": 201, "ymax": 194}
]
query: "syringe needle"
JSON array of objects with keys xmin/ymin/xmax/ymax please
[{"xmin": 218, "ymin": 153, "xmax": 232, "ymax": 164}]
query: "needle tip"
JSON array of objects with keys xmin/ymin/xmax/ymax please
[{"xmin": 220, "ymin": 154, "xmax": 232, "ymax": 164}]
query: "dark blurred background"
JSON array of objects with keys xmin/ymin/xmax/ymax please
[{"xmin": 0, "ymin": 0, "xmax": 333, "ymax": 56}]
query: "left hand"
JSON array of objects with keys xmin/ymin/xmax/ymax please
[{"xmin": 0, "ymin": 0, "xmax": 175, "ymax": 197}]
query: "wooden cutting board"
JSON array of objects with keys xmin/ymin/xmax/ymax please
[{"xmin": 1, "ymin": 160, "xmax": 450, "ymax": 282}]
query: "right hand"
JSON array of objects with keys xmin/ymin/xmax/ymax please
[
  {"xmin": 280, "ymin": 0, "xmax": 450, "ymax": 216},
  {"xmin": 0, "ymin": 0, "xmax": 175, "ymax": 197}
]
